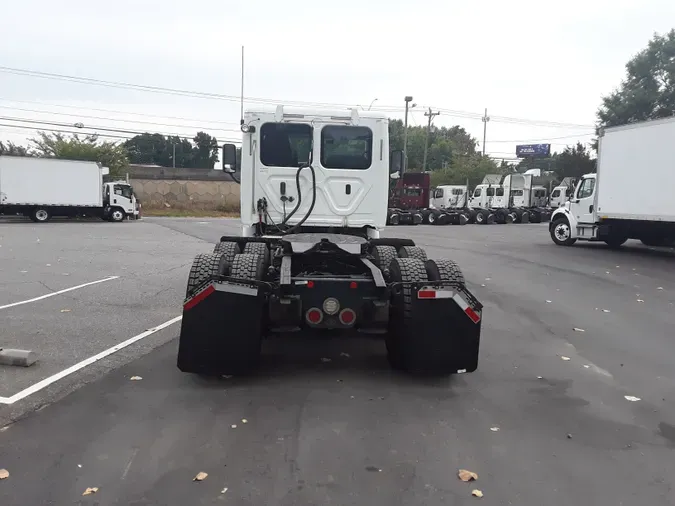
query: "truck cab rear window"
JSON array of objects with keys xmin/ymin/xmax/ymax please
[
  {"xmin": 321, "ymin": 126, "xmax": 372, "ymax": 170},
  {"xmin": 260, "ymin": 123, "xmax": 312, "ymax": 168}
]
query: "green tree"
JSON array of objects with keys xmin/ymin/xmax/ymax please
[
  {"xmin": 0, "ymin": 141, "xmax": 31, "ymax": 156},
  {"xmin": 554, "ymin": 142, "xmax": 596, "ymax": 179},
  {"xmin": 30, "ymin": 132, "xmax": 129, "ymax": 177},
  {"xmin": 597, "ymin": 29, "xmax": 675, "ymax": 128},
  {"xmin": 193, "ymin": 131, "xmax": 219, "ymax": 169}
]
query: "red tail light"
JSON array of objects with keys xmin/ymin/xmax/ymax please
[
  {"xmin": 339, "ymin": 308, "xmax": 356, "ymax": 326},
  {"xmin": 306, "ymin": 308, "xmax": 323, "ymax": 324}
]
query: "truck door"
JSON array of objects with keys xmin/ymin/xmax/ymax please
[
  {"xmin": 432, "ymin": 187, "xmax": 444, "ymax": 208},
  {"xmin": 574, "ymin": 177, "xmax": 596, "ymax": 223},
  {"xmin": 469, "ymin": 187, "xmax": 482, "ymax": 208}
]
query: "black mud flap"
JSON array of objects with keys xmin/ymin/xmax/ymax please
[
  {"xmin": 177, "ymin": 280, "xmax": 267, "ymax": 375},
  {"xmin": 407, "ymin": 283, "xmax": 482, "ymax": 373}
]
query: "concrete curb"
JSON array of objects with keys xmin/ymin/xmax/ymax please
[{"xmin": 0, "ymin": 349, "xmax": 38, "ymax": 367}]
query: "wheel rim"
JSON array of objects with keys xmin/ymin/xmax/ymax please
[
  {"xmin": 112, "ymin": 210, "xmax": 124, "ymax": 221},
  {"xmin": 35, "ymin": 210, "xmax": 48, "ymax": 221},
  {"xmin": 429, "ymin": 213, "xmax": 435, "ymax": 223},
  {"xmin": 476, "ymin": 213, "xmax": 483, "ymax": 223},
  {"xmin": 555, "ymin": 223, "xmax": 570, "ymax": 241}
]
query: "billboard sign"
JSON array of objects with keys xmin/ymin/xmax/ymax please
[{"xmin": 516, "ymin": 144, "xmax": 551, "ymax": 158}]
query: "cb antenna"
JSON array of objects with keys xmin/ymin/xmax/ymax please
[{"xmin": 240, "ymin": 45, "xmax": 245, "ymax": 126}]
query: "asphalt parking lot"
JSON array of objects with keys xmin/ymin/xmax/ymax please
[{"xmin": 1, "ymin": 217, "xmax": 675, "ymax": 505}]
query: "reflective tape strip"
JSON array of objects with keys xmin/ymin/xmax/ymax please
[
  {"xmin": 417, "ymin": 286, "xmax": 455, "ymax": 299},
  {"xmin": 452, "ymin": 292, "xmax": 481, "ymax": 323},
  {"xmin": 184, "ymin": 285, "xmax": 215, "ymax": 311}
]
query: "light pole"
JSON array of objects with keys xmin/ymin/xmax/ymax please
[
  {"xmin": 403, "ymin": 96, "xmax": 415, "ymax": 175},
  {"xmin": 367, "ymin": 98, "xmax": 378, "ymax": 110}
]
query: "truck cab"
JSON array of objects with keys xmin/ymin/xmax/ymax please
[
  {"xmin": 103, "ymin": 181, "xmax": 138, "ymax": 221},
  {"xmin": 431, "ymin": 185, "xmax": 468, "ymax": 209}
]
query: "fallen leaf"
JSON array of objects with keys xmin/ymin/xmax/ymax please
[
  {"xmin": 490, "ymin": 427, "xmax": 500, "ymax": 432},
  {"xmin": 365, "ymin": 466, "xmax": 381, "ymax": 472},
  {"xmin": 606, "ymin": 271, "xmax": 610, "ymax": 274},
  {"xmin": 624, "ymin": 395, "xmax": 641, "ymax": 402},
  {"xmin": 602, "ymin": 309, "xmax": 611, "ymax": 313},
  {"xmin": 615, "ymin": 265, "xmax": 620, "ymax": 268},
  {"xmin": 231, "ymin": 424, "xmax": 237, "ymax": 429},
  {"xmin": 583, "ymin": 365, "xmax": 590, "ymax": 369},
  {"xmin": 458, "ymin": 469, "xmax": 478, "ymax": 482},
  {"xmin": 537, "ymin": 376, "xmax": 543, "ymax": 379},
  {"xmin": 82, "ymin": 487, "xmax": 99, "ymax": 496},
  {"xmin": 221, "ymin": 487, "xmax": 228, "ymax": 494},
  {"xmin": 472, "ymin": 489, "xmax": 484, "ymax": 498},
  {"xmin": 480, "ymin": 284, "xmax": 486, "ymax": 287},
  {"xmin": 321, "ymin": 357, "xmax": 332, "ymax": 363},
  {"xmin": 561, "ymin": 356, "xmax": 571, "ymax": 361},
  {"xmin": 340, "ymin": 352, "xmax": 350, "ymax": 358},
  {"xmin": 194, "ymin": 472, "xmax": 208, "ymax": 481},
  {"xmin": 241, "ymin": 419, "xmax": 248, "ymax": 424},
  {"xmin": 637, "ymin": 299, "xmax": 645, "ymax": 303},
  {"xmin": 657, "ymin": 287, "xmax": 664, "ymax": 290},
  {"xmin": 567, "ymin": 433, "xmax": 573, "ymax": 439},
  {"xmin": 0, "ymin": 469, "xmax": 9, "ymax": 480},
  {"xmin": 60, "ymin": 309, "xmax": 71, "ymax": 313},
  {"xmin": 545, "ymin": 300, "xmax": 552, "ymax": 303},
  {"xmin": 78, "ymin": 464, "xmax": 82, "ymax": 468},
  {"xmin": 130, "ymin": 376, "xmax": 142, "ymax": 381},
  {"xmin": 573, "ymin": 328, "xmax": 585, "ymax": 332}
]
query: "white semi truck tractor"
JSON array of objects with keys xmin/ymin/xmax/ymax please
[
  {"xmin": 549, "ymin": 117, "xmax": 675, "ymax": 248},
  {"xmin": 176, "ymin": 106, "xmax": 484, "ymax": 377}
]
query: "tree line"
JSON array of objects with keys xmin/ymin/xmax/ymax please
[{"xmin": 2, "ymin": 28, "xmax": 673, "ymax": 183}]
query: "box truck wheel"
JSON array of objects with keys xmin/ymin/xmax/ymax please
[
  {"xmin": 110, "ymin": 208, "xmax": 126, "ymax": 222},
  {"xmin": 30, "ymin": 208, "xmax": 51, "ymax": 223},
  {"xmin": 550, "ymin": 218, "xmax": 576, "ymax": 246}
]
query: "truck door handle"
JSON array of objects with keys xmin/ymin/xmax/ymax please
[
  {"xmin": 345, "ymin": 184, "xmax": 351, "ymax": 195},
  {"xmin": 589, "ymin": 205, "xmax": 593, "ymax": 212},
  {"xmin": 114, "ymin": 198, "xmax": 117, "ymax": 204}
]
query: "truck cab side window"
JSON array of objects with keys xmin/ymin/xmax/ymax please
[
  {"xmin": 474, "ymin": 188, "xmax": 481, "ymax": 197},
  {"xmin": 486, "ymin": 188, "xmax": 495, "ymax": 197},
  {"xmin": 577, "ymin": 178, "xmax": 595, "ymax": 199},
  {"xmin": 434, "ymin": 189, "xmax": 443, "ymax": 199},
  {"xmin": 495, "ymin": 188, "xmax": 504, "ymax": 197},
  {"xmin": 551, "ymin": 189, "xmax": 560, "ymax": 198}
]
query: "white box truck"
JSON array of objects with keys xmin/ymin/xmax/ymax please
[
  {"xmin": 549, "ymin": 116, "xmax": 675, "ymax": 247},
  {"xmin": 0, "ymin": 156, "xmax": 138, "ymax": 223}
]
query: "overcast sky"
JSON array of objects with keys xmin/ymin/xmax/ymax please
[{"xmin": 1, "ymin": 0, "xmax": 674, "ymax": 168}]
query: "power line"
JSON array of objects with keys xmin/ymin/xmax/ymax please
[
  {"xmin": 0, "ymin": 116, "xmax": 241, "ymax": 143},
  {"xmin": 0, "ymin": 97, "xmax": 241, "ymax": 126},
  {"xmin": 0, "ymin": 65, "xmax": 596, "ymax": 129},
  {"xmin": 0, "ymin": 104, "xmax": 241, "ymax": 134}
]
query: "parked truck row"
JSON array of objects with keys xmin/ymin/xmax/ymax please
[
  {"xmin": 0, "ymin": 156, "xmax": 139, "ymax": 223},
  {"xmin": 387, "ymin": 171, "xmax": 559, "ymax": 226}
]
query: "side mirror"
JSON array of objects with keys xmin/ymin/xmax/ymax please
[
  {"xmin": 221, "ymin": 143, "xmax": 237, "ymax": 173},
  {"xmin": 390, "ymin": 149, "xmax": 403, "ymax": 174}
]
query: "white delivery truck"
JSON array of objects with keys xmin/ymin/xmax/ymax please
[
  {"xmin": 0, "ymin": 156, "xmax": 138, "ymax": 223},
  {"xmin": 549, "ymin": 116, "xmax": 675, "ymax": 247}
]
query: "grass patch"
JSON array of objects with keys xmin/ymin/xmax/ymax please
[{"xmin": 142, "ymin": 208, "xmax": 240, "ymax": 218}]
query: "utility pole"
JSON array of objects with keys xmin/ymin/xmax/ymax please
[
  {"xmin": 422, "ymin": 108, "xmax": 440, "ymax": 172},
  {"xmin": 172, "ymin": 143, "xmax": 176, "ymax": 168},
  {"xmin": 402, "ymin": 96, "xmax": 413, "ymax": 175},
  {"xmin": 481, "ymin": 108, "xmax": 490, "ymax": 156}
]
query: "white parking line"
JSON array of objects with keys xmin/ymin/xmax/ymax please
[
  {"xmin": 0, "ymin": 315, "xmax": 182, "ymax": 405},
  {"xmin": 0, "ymin": 276, "xmax": 120, "ymax": 310}
]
